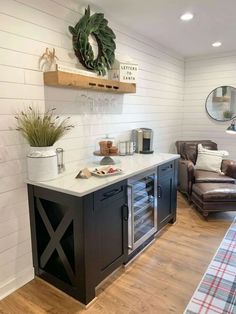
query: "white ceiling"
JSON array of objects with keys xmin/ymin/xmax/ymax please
[{"xmin": 87, "ymin": 0, "xmax": 236, "ymax": 57}]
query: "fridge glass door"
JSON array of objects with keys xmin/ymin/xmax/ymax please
[{"xmin": 128, "ymin": 170, "xmax": 157, "ymax": 252}]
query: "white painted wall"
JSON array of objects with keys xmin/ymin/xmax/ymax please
[
  {"xmin": 0, "ymin": 0, "xmax": 184, "ymax": 299},
  {"xmin": 183, "ymin": 52, "xmax": 236, "ymax": 159}
]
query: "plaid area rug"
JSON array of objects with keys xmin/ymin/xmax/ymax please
[{"xmin": 184, "ymin": 218, "xmax": 236, "ymax": 314}]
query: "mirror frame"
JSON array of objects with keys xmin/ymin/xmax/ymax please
[{"xmin": 205, "ymin": 85, "xmax": 236, "ymax": 122}]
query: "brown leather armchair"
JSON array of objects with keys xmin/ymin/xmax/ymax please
[{"xmin": 175, "ymin": 140, "xmax": 236, "ymax": 217}]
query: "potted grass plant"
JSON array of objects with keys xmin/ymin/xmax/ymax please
[{"xmin": 15, "ymin": 106, "xmax": 74, "ymax": 181}]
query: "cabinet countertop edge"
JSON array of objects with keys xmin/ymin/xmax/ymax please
[{"xmin": 26, "ymin": 153, "xmax": 180, "ymax": 197}]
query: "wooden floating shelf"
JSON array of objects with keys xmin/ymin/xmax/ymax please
[{"xmin": 43, "ymin": 71, "xmax": 136, "ymax": 94}]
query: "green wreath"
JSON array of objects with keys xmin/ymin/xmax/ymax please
[{"xmin": 68, "ymin": 6, "xmax": 116, "ymax": 76}]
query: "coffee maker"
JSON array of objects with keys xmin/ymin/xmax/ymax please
[{"xmin": 131, "ymin": 128, "xmax": 154, "ymax": 154}]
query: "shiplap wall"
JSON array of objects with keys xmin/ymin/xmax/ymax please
[
  {"xmin": 183, "ymin": 52, "xmax": 236, "ymax": 159},
  {"xmin": 0, "ymin": 0, "xmax": 184, "ymax": 299}
]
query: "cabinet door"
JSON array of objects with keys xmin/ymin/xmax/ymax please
[
  {"xmin": 157, "ymin": 172, "xmax": 173, "ymax": 228},
  {"xmin": 157, "ymin": 160, "xmax": 177, "ymax": 230},
  {"xmin": 93, "ymin": 181, "xmax": 128, "ymax": 282}
]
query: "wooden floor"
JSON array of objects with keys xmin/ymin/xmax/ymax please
[{"xmin": 0, "ymin": 193, "xmax": 235, "ymax": 314}]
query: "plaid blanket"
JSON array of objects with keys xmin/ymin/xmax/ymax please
[{"xmin": 184, "ymin": 219, "xmax": 236, "ymax": 314}]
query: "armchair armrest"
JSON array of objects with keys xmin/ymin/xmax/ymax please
[
  {"xmin": 178, "ymin": 159, "xmax": 195, "ymax": 197},
  {"xmin": 221, "ymin": 159, "xmax": 236, "ymax": 179}
]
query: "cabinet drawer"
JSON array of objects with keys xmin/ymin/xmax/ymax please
[
  {"xmin": 158, "ymin": 161, "xmax": 174, "ymax": 177},
  {"xmin": 94, "ymin": 180, "xmax": 126, "ymax": 209}
]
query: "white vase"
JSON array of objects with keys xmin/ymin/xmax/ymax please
[{"xmin": 27, "ymin": 146, "xmax": 58, "ymax": 182}]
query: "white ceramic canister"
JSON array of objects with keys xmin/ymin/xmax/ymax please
[{"xmin": 27, "ymin": 147, "xmax": 58, "ymax": 181}]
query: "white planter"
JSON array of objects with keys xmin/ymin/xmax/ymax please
[{"xmin": 27, "ymin": 147, "xmax": 58, "ymax": 182}]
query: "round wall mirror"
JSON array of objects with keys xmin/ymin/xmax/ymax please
[{"xmin": 205, "ymin": 86, "xmax": 236, "ymax": 121}]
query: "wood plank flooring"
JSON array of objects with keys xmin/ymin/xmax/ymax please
[{"xmin": 0, "ymin": 193, "xmax": 235, "ymax": 314}]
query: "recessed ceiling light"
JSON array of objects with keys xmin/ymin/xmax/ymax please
[
  {"xmin": 180, "ymin": 13, "xmax": 194, "ymax": 21},
  {"xmin": 212, "ymin": 41, "xmax": 222, "ymax": 47}
]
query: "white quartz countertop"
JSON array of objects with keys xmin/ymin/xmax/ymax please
[{"xmin": 26, "ymin": 153, "xmax": 179, "ymax": 197}]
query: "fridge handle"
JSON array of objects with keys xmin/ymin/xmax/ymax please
[{"xmin": 127, "ymin": 184, "xmax": 134, "ymax": 250}]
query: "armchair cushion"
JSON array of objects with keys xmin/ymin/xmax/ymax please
[
  {"xmin": 195, "ymin": 170, "xmax": 235, "ymax": 184},
  {"xmin": 192, "ymin": 183, "xmax": 236, "ymax": 202}
]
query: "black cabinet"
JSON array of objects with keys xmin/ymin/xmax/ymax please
[
  {"xmin": 157, "ymin": 160, "xmax": 178, "ymax": 230},
  {"xmin": 27, "ymin": 180, "xmax": 127, "ymax": 306},
  {"xmin": 27, "ymin": 160, "xmax": 178, "ymax": 306}
]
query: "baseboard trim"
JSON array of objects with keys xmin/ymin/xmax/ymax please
[{"xmin": 0, "ymin": 267, "xmax": 34, "ymax": 300}]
